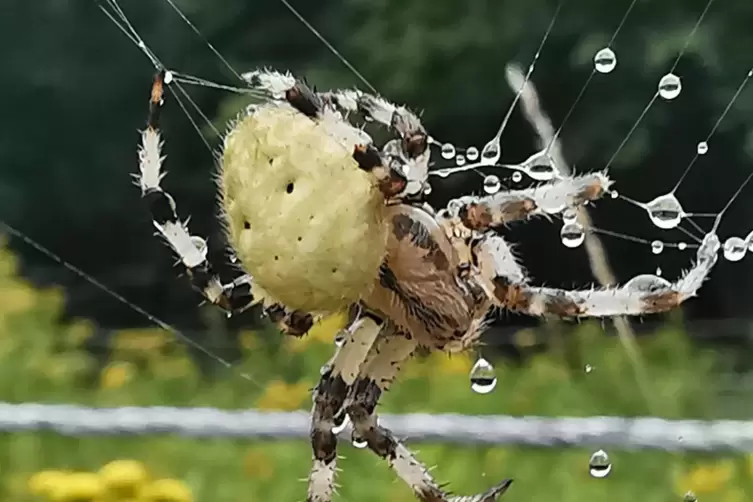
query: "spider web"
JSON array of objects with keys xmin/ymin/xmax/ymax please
[{"xmin": 2, "ymin": 0, "xmax": 752, "ymax": 403}]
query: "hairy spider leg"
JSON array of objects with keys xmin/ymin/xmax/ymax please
[
  {"xmin": 243, "ymin": 70, "xmax": 412, "ymax": 199},
  {"xmin": 307, "ymin": 315, "xmax": 384, "ymax": 502},
  {"xmin": 345, "ymin": 330, "xmax": 512, "ymax": 502},
  {"xmin": 136, "ymin": 71, "xmax": 313, "ymax": 336},
  {"xmin": 450, "ymin": 172, "xmax": 612, "ymax": 231},
  {"xmin": 472, "ymin": 232, "xmax": 721, "ymax": 317},
  {"xmin": 320, "ymin": 88, "xmax": 430, "ymax": 195}
]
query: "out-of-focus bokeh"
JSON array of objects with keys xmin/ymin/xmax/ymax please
[{"xmin": 3, "ymin": 0, "xmax": 753, "ymax": 500}]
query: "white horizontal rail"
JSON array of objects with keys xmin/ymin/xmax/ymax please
[{"xmin": 2, "ymin": 402, "xmax": 753, "ymax": 452}]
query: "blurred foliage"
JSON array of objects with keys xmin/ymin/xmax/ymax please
[
  {"xmin": 2, "ymin": 226, "xmax": 753, "ymax": 502},
  {"xmin": 4, "ymin": 0, "xmax": 753, "ymax": 334}
]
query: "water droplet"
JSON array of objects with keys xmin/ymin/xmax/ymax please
[
  {"xmin": 562, "ymin": 208, "xmax": 578, "ymax": 224},
  {"xmin": 658, "ymin": 73, "xmax": 682, "ymax": 100},
  {"xmin": 470, "ymin": 358, "xmax": 497, "ymax": 394},
  {"xmin": 588, "ymin": 449, "xmax": 612, "ymax": 478},
  {"xmin": 683, "ymin": 491, "xmax": 698, "ymax": 502},
  {"xmin": 455, "ymin": 154, "xmax": 466, "ymax": 166},
  {"xmin": 697, "ymin": 141, "xmax": 708, "ymax": 155},
  {"xmin": 334, "ymin": 332, "xmax": 346, "ymax": 347},
  {"xmin": 645, "ymin": 193, "xmax": 684, "ymax": 229},
  {"xmin": 480, "ymin": 138, "xmax": 501, "ymax": 165},
  {"xmin": 584, "ymin": 364, "xmax": 593, "ymax": 374},
  {"xmin": 225, "ymin": 311, "xmax": 233, "ymax": 318},
  {"xmin": 511, "ymin": 171, "xmax": 523, "ymax": 183},
  {"xmin": 423, "ymin": 183, "xmax": 432, "ymax": 195},
  {"xmin": 483, "ymin": 175, "xmax": 501, "ymax": 194},
  {"xmin": 441, "ymin": 143, "xmax": 456, "ymax": 160},
  {"xmin": 331, "ymin": 413, "xmax": 350, "ymax": 435},
  {"xmin": 560, "ymin": 223, "xmax": 585, "ymax": 248},
  {"xmin": 447, "ymin": 199, "xmax": 462, "ymax": 214},
  {"xmin": 723, "ymin": 236, "xmax": 747, "ymax": 262},
  {"xmin": 610, "ymin": 190, "xmax": 619, "ymax": 199},
  {"xmin": 651, "ymin": 240, "xmax": 664, "ymax": 255},
  {"xmin": 593, "ymin": 48, "xmax": 617, "ymax": 74},
  {"xmin": 625, "ymin": 274, "xmax": 671, "ymax": 293},
  {"xmin": 655, "ymin": 266, "xmax": 663, "ymax": 276},
  {"xmin": 190, "ymin": 236, "xmax": 208, "ymax": 261},
  {"xmin": 466, "ymin": 146, "xmax": 479, "ymax": 161},
  {"xmin": 678, "ymin": 242, "xmax": 688, "ymax": 251},
  {"xmin": 351, "ymin": 433, "xmax": 367, "ymax": 449},
  {"xmin": 229, "ymin": 254, "xmax": 238, "ymax": 263}
]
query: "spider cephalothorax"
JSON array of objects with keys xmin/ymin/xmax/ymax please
[{"xmin": 135, "ymin": 69, "xmax": 720, "ymax": 502}]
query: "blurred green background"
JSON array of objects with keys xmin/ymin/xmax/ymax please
[{"xmin": 4, "ymin": 0, "xmax": 753, "ymax": 501}]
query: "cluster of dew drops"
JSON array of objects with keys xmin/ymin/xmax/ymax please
[{"xmin": 459, "ymin": 46, "xmax": 745, "ymax": 496}]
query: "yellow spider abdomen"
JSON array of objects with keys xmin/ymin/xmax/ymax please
[{"xmin": 221, "ymin": 104, "xmax": 388, "ymax": 313}]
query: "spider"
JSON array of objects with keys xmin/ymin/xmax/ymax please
[{"xmin": 135, "ymin": 69, "xmax": 720, "ymax": 502}]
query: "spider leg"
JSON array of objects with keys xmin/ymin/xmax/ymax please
[
  {"xmin": 137, "ymin": 71, "xmax": 312, "ymax": 336},
  {"xmin": 471, "ymin": 231, "xmax": 721, "ymax": 317},
  {"xmin": 448, "ymin": 172, "xmax": 612, "ymax": 231},
  {"xmin": 345, "ymin": 330, "xmax": 512, "ymax": 502},
  {"xmin": 321, "ymin": 88, "xmax": 430, "ymax": 195},
  {"xmin": 307, "ymin": 315, "xmax": 384, "ymax": 502},
  {"xmin": 244, "ymin": 70, "xmax": 411, "ymax": 199}
]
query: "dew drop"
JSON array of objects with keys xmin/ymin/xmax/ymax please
[
  {"xmin": 190, "ymin": 236, "xmax": 208, "ymax": 261},
  {"xmin": 625, "ymin": 274, "xmax": 671, "ymax": 293},
  {"xmin": 610, "ymin": 190, "xmax": 619, "ymax": 199},
  {"xmin": 351, "ymin": 433, "xmax": 368, "ymax": 449},
  {"xmin": 562, "ymin": 207, "xmax": 578, "ymax": 224},
  {"xmin": 697, "ymin": 141, "xmax": 708, "ymax": 155},
  {"xmin": 593, "ymin": 48, "xmax": 617, "ymax": 74},
  {"xmin": 678, "ymin": 242, "xmax": 688, "ymax": 251},
  {"xmin": 447, "ymin": 199, "xmax": 463, "ymax": 214},
  {"xmin": 584, "ymin": 364, "xmax": 593, "ymax": 374},
  {"xmin": 723, "ymin": 236, "xmax": 747, "ymax": 262},
  {"xmin": 645, "ymin": 193, "xmax": 684, "ymax": 229},
  {"xmin": 483, "ymin": 175, "xmax": 502, "ymax": 194},
  {"xmin": 511, "ymin": 171, "xmax": 523, "ymax": 183},
  {"xmin": 470, "ymin": 358, "xmax": 497, "ymax": 394},
  {"xmin": 746, "ymin": 230, "xmax": 753, "ymax": 252},
  {"xmin": 331, "ymin": 413, "xmax": 350, "ymax": 435},
  {"xmin": 683, "ymin": 491, "xmax": 698, "ymax": 502},
  {"xmin": 455, "ymin": 154, "xmax": 467, "ymax": 166},
  {"xmin": 441, "ymin": 143, "xmax": 456, "ymax": 160},
  {"xmin": 588, "ymin": 450, "xmax": 612, "ymax": 478},
  {"xmin": 651, "ymin": 240, "xmax": 664, "ymax": 255},
  {"xmin": 656, "ymin": 266, "xmax": 662, "ymax": 276},
  {"xmin": 424, "ymin": 183, "xmax": 432, "ymax": 195},
  {"xmin": 658, "ymin": 73, "xmax": 682, "ymax": 100},
  {"xmin": 480, "ymin": 138, "xmax": 501, "ymax": 165},
  {"xmin": 560, "ymin": 223, "xmax": 585, "ymax": 248},
  {"xmin": 466, "ymin": 146, "xmax": 480, "ymax": 161}
]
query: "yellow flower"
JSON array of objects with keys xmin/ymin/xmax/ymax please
[
  {"xmin": 513, "ymin": 328, "xmax": 537, "ymax": 348},
  {"xmin": 114, "ymin": 328, "xmax": 170, "ymax": 353},
  {"xmin": 675, "ymin": 461, "xmax": 734, "ymax": 496},
  {"xmin": 432, "ymin": 352, "xmax": 473, "ymax": 376},
  {"xmin": 243, "ymin": 448, "xmax": 275, "ymax": 480},
  {"xmin": 65, "ymin": 319, "xmax": 95, "ymax": 347},
  {"xmin": 239, "ymin": 330, "xmax": 258, "ymax": 350},
  {"xmin": 99, "ymin": 460, "xmax": 149, "ymax": 497},
  {"xmin": 50, "ymin": 472, "xmax": 105, "ymax": 502},
  {"xmin": 28, "ymin": 470, "xmax": 70, "ymax": 497},
  {"xmin": 139, "ymin": 479, "xmax": 193, "ymax": 502},
  {"xmin": 100, "ymin": 362, "xmax": 135, "ymax": 390},
  {"xmin": 256, "ymin": 379, "xmax": 311, "ymax": 411}
]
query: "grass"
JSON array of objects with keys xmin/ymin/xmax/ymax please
[{"xmin": 0, "ymin": 239, "xmax": 752, "ymax": 502}]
